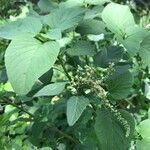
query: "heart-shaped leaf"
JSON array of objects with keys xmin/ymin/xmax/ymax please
[{"xmin": 5, "ymin": 36, "xmax": 60, "ymax": 95}]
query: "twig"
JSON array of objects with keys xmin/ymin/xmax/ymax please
[
  {"xmin": 1, "ymin": 98, "xmax": 34, "ymax": 118},
  {"xmin": 1, "ymin": 98, "xmax": 80, "ymax": 144}
]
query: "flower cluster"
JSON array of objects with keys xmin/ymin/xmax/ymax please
[
  {"xmin": 68, "ymin": 65, "xmax": 106, "ymax": 96},
  {"xmin": 68, "ymin": 65, "xmax": 130, "ymax": 137}
]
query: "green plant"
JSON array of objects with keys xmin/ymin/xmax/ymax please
[{"xmin": 0, "ymin": 0, "xmax": 150, "ymax": 149}]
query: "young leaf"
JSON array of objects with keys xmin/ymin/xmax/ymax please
[
  {"xmin": 94, "ymin": 108, "xmax": 135, "ymax": 150},
  {"xmin": 43, "ymin": 6, "xmax": 85, "ymax": 31},
  {"xmin": 94, "ymin": 46, "xmax": 123, "ymax": 68},
  {"xmin": 38, "ymin": 0, "xmax": 58, "ymax": 12},
  {"xmin": 67, "ymin": 96, "xmax": 89, "ymax": 126},
  {"xmin": 76, "ymin": 19, "xmax": 106, "ymax": 35},
  {"xmin": 67, "ymin": 40, "xmax": 96, "ymax": 56},
  {"xmin": 5, "ymin": 36, "xmax": 60, "ymax": 95},
  {"xmin": 102, "ymin": 3, "xmax": 135, "ymax": 36},
  {"xmin": 34, "ymin": 82, "xmax": 66, "ymax": 97},
  {"xmin": 0, "ymin": 16, "xmax": 42, "ymax": 40},
  {"xmin": 106, "ymin": 65, "xmax": 133, "ymax": 99}
]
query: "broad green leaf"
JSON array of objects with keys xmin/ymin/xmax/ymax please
[
  {"xmin": 139, "ymin": 34, "xmax": 150, "ymax": 68},
  {"xmin": 29, "ymin": 122, "xmax": 45, "ymax": 146},
  {"xmin": 0, "ymin": 111, "xmax": 13, "ymax": 127},
  {"xmin": 60, "ymin": 0, "xmax": 84, "ymax": 7},
  {"xmin": 137, "ymin": 139, "xmax": 150, "ymax": 150},
  {"xmin": 94, "ymin": 46, "xmax": 123, "ymax": 68},
  {"xmin": 137, "ymin": 119, "xmax": 150, "ymax": 150},
  {"xmin": 81, "ymin": 129, "xmax": 100, "ymax": 150},
  {"xmin": 84, "ymin": 6, "xmax": 104, "ymax": 19},
  {"xmin": 67, "ymin": 40, "xmax": 96, "ymax": 56},
  {"xmin": 0, "ymin": 16, "xmax": 42, "ymax": 39},
  {"xmin": 39, "ymin": 69, "xmax": 53, "ymax": 85},
  {"xmin": 5, "ymin": 36, "xmax": 60, "ymax": 95},
  {"xmin": 85, "ymin": 0, "xmax": 110, "ymax": 5},
  {"xmin": 34, "ymin": 82, "xmax": 66, "ymax": 97},
  {"xmin": 76, "ymin": 19, "xmax": 106, "ymax": 35},
  {"xmin": 46, "ymin": 29, "xmax": 62, "ymax": 40},
  {"xmin": 106, "ymin": 65, "xmax": 133, "ymax": 99},
  {"xmin": 61, "ymin": 0, "xmax": 109, "ymax": 7},
  {"xmin": 117, "ymin": 26, "xmax": 147, "ymax": 56},
  {"xmin": 138, "ymin": 119, "xmax": 150, "ymax": 139},
  {"xmin": 94, "ymin": 109, "xmax": 135, "ymax": 150},
  {"xmin": 67, "ymin": 96, "xmax": 89, "ymax": 126},
  {"xmin": 43, "ymin": 6, "xmax": 85, "ymax": 31},
  {"xmin": 38, "ymin": 0, "xmax": 58, "ymax": 12},
  {"xmin": 102, "ymin": 3, "xmax": 135, "ymax": 36}
]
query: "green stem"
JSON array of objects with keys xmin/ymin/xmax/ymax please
[
  {"xmin": 53, "ymin": 127, "xmax": 80, "ymax": 144},
  {"xmin": 58, "ymin": 57, "xmax": 72, "ymax": 81},
  {"xmin": 85, "ymin": 56, "xmax": 89, "ymax": 65},
  {"xmin": 95, "ymin": 42, "xmax": 100, "ymax": 52},
  {"xmin": 35, "ymin": 33, "xmax": 49, "ymax": 43}
]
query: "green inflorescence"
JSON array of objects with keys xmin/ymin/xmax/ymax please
[{"xmin": 68, "ymin": 65, "xmax": 130, "ymax": 137}]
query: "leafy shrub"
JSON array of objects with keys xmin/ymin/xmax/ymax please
[{"xmin": 0, "ymin": 0, "xmax": 150, "ymax": 149}]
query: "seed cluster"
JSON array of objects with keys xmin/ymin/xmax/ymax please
[{"xmin": 68, "ymin": 65, "xmax": 130, "ymax": 137}]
